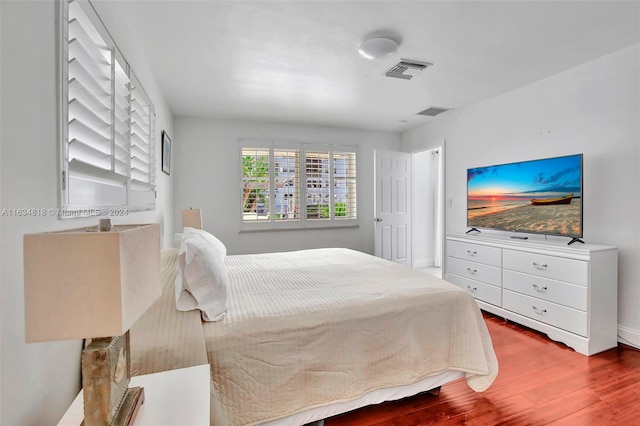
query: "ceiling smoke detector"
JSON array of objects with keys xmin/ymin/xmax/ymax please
[
  {"xmin": 386, "ymin": 59, "xmax": 432, "ymax": 80},
  {"xmin": 358, "ymin": 37, "xmax": 399, "ymax": 60},
  {"xmin": 417, "ymin": 107, "xmax": 451, "ymax": 117}
]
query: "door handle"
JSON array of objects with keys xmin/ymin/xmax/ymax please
[{"xmin": 374, "ymin": 218, "xmax": 383, "ymax": 222}]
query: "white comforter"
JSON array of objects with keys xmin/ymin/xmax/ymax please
[
  {"xmin": 130, "ymin": 249, "xmax": 208, "ymax": 376},
  {"xmin": 204, "ymin": 248, "xmax": 498, "ymax": 426}
]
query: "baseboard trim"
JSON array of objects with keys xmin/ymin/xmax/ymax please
[
  {"xmin": 618, "ymin": 325, "xmax": 640, "ymax": 350},
  {"xmin": 414, "ymin": 258, "xmax": 434, "ymax": 269}
]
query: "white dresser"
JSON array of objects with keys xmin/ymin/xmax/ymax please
[{"xmin": 445, "ymin": 233, "xmax": 618, "ymax": 355}]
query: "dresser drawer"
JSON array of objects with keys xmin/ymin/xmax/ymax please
[
  {"xmin": 503, "ymin": 249, "xmax": 588, "ymax": 285},
  {"xmin": 447, "ymin": 257, "xmax": 502, "ymax": 286},
  {"xmin": 503, "ymin": 290, "xmax": 587, "ymax": 337},
  {"xmin": 446, "ymin": 274, "xmax": 502, "ymax": 306},
  {"xmin": 447, "ymin": 240, "xmax": 501, "ymax": 267},
  {"xmin": 503, "ymin": 270, "xmax": 588, "ymax": 311}
]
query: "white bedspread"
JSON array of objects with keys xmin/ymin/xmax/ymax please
[
  {"xmin": 204, "ymin": 248, "xmax": 498, "ymax": 426},
  {"xmin": 130, "ymin": 249, "xmax": 208, "ymax": 376}
]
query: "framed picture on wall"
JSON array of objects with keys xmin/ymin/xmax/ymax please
[{"xmin": 162, "ymin": 130, "xmax": 171, "ymax": 175}]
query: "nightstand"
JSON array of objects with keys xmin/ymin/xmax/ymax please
[{"xmin": 58, "ymin": 364, "xmax": 210, "ymax": 425}]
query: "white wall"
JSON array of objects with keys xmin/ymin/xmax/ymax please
[
  {"xmin": 402, "ymin": 45, "xmax": 640, "ymax": 348},
  {"xmin": 0, "ymin": 1, "xmax": 173, "ymax": 424},
  {"xmin": 174, "ymin": 117, "xmax": 401, "ymax": 255}
]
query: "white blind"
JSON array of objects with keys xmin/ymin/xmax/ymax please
[
  {"xmin": 240, "ymin": 141, "xmax": 357, "ymax": 229},
  {"xmin": 305, "ymin": 151, "xmax": 330, "ymax": 220},
  {"xmin": 273, "ymin": 148, "xmax": 300, "ymax": 222},
  {"xmin": 304, "ymin": 150, "xmax": 357, "ymax": 220},
  {"xmin": 333, "ymin": 151, "xmax": 357, "ymax": 219},
  {"xmin": 62, "ymin": 0, "xmax": 155, "ymax": 213},
  {"xmin": 67, "ymin": 0, "xmax": 121, "ymax": 184},
  {"xmin": 241, "ymin": 148, "xmax": 271, "ymax": 223},
  {"xmin": 129, "ymin": 73, "xmax": 155, "ymax": 205},
  {"xmin": 113, "ymin": 60, "xmax": 130, "ymax": 178}
]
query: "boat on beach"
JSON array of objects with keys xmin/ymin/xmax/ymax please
[{"xmin": 530, "ymin": 193, "xmax": 573, "ymax": 205}]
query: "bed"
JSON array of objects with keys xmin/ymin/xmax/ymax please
[{"xmin": 131, "ymin": 245, "xmax": 498, "ymax": 426}]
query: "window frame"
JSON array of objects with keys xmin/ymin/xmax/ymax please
[
  {"xmin": 238, "ymin": 139, "xmax": 359, "ymax": 232},
  {"xmin": 58, "ymin": 0, "xmax": 156, "ymax": 218}
]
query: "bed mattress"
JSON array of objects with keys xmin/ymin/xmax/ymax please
[{"xmin": 204, "ymin": 248, "xmax": 498, "ymax": 426}]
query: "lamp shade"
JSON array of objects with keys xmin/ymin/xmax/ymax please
[
  {"xmin": 182, "ymin": 208, "xmax": 203, "ymax": 229},
  {"xmin": 24, "ymin": 224, "xmax": 161, "ymax": 342}
]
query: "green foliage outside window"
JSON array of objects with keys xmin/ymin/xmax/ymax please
[
  {"xmin": 242, "ymin": 155, "xmax": 269, "ymax": 212},
  {"xmin": 317, "ymin": 202, "xmax": 347, "ymax": 218}
]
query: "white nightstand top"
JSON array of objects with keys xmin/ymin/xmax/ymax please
[{"xmin": 58, "ymin": 364, "xmax": 210, "ymax": 425}]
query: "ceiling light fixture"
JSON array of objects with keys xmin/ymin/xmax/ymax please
[{"xmin": 358, "ymin": 37, "xmax": 398, "ymax": 60}]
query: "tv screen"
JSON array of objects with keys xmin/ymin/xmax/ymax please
[{"xmin": 467, "ymin": 154, "xmax": 583, "ymax": 239}]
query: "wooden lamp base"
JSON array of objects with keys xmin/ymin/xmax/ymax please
[
  {"xmin": 109, "ymin": 387, "xmax": 145, "ymax": 425},
  {"xmin": 81, "ymin": 332, "xmax": 144, "ymax": 425}
]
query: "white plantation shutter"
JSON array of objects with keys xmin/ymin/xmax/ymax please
[
  {"xmin": 61, "ymin": 0, "xmax": 155, "ymax": 214},
  {"xmin": 129, "ymin": 73, "xmax": 155, "ymax": 206},
  {"xmin": 304, "ymin": 151, "xmax": 330, "ymax": 221},
  {"xmin": 273, "ymin": 148, "xmax": 300, "ymax": 222},
  {"xmin": 304, "ymin": 149, "xmax": 357, "ymax": 221},
  {"xmin": 113, "ymin": 61, "xmax": 130, "ymax": 178},
  {"xmin": 240, "ymin": 141, "xmax": 357, "ymax": 230},
  {"xmin": 241, "ymin": 147, "xmax": 271, "ymax": 223},
  {"xmin": 67, "ymin": 0, "xmax": 126, "ymax": 198},
  {"xmin": 333, "ymin": 151, "xmax": 357, "ymax": 219}
]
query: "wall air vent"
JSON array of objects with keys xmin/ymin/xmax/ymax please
[
  {"xmin": 385, "ymin": 59, "xmax": 432, "ymax": 80},
  {"xmin": 417, "ymin": 107, "xmax": 451, "ymax": 117}
]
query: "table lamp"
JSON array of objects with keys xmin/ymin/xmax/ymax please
[
  {"xmin": 24, "ymin": 223, "xmax": 161, "ymax": 425},
  {"xmin": 181, "ymin": 208, "xmax": 202, "ymax": 229}
]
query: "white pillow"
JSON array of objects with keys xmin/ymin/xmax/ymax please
[
  {"xmin": 174, "ymin": 231, "xmax": 228, "ymax": 321},
  {"xmin": 177, "ymin": 227, "xmax": 227, "ymax": 257}
]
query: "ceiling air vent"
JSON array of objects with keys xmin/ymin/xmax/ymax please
[
  {"xmin": 417, "ymin": 107, "xmax": 451, "ymax": 117},
  {"xmin": 385, "ymin": 59, "xmax": 432, "ymax": 80}
]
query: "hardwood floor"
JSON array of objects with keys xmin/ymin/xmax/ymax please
[{"xmin": 325, "ymin": 312, "xmax": 640, "ymax": 425}]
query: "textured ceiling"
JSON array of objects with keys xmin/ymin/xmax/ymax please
[{"xmin": 97, "ymin": 1, "xmax": 640, "ymax": 132}]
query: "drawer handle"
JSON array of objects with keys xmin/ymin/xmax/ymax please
[
  {"xmin": 466, "ymin": 250, "xmax": 477, "ymax": 256},
  {"xmin": 532, "ymin": 262, "xmax": 548, "ymax": 271},
  {"xmin": 532, "ymin": 283, "xmax": 548, "ymax": 293},
  {"xmin": 532, "ymin": 305, "xmax": 547, "ymax": 315},
  {"xmin": 466, "ymin": 285, "xmax": 477, "ymax": 293},
  {"xmin": 467, "ymin": 267, "xmax": 478, "ymax": 275}
]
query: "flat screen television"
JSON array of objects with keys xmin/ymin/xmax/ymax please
[{"xmin": 467, "ymin": 153, "xmax": 583, "ymax": 244}]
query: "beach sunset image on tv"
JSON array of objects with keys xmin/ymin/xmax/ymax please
[{"xmin": 467, "ymin": 154, "xmax": 583, "ymax": 237}]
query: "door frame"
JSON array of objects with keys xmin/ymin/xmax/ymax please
[{"xmin": 409, "ymin": 140, "xmax": 446, "ymax": 269}]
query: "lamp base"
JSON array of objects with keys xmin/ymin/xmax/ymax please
[
  {"xmin": 111, "ymin": 386, "xmax": 145, "ymax": 425},
  {"xmin": 82, "ymin": 333, "xmax": 144, "ymax": 425},
  {"xmin": 80, "ymin": 387, "xmax": 144, "ymax": 426}
]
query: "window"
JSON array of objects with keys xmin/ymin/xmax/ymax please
[
  {"xmin": 240, "ymin": 141, "xmax": 357, "ymax": 230},
  {"xmin": 60, "ymin": 0, "xmax": 155, "ymax": 216}
]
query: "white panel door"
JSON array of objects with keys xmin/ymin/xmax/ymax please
[{"xmin": 374, "ymin": 149, "xmax": 412, "ymax": 266}]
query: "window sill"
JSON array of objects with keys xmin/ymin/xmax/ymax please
[{"xmin": 239, "ymin": 222, "xmax": 360, "ymax": 233}]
